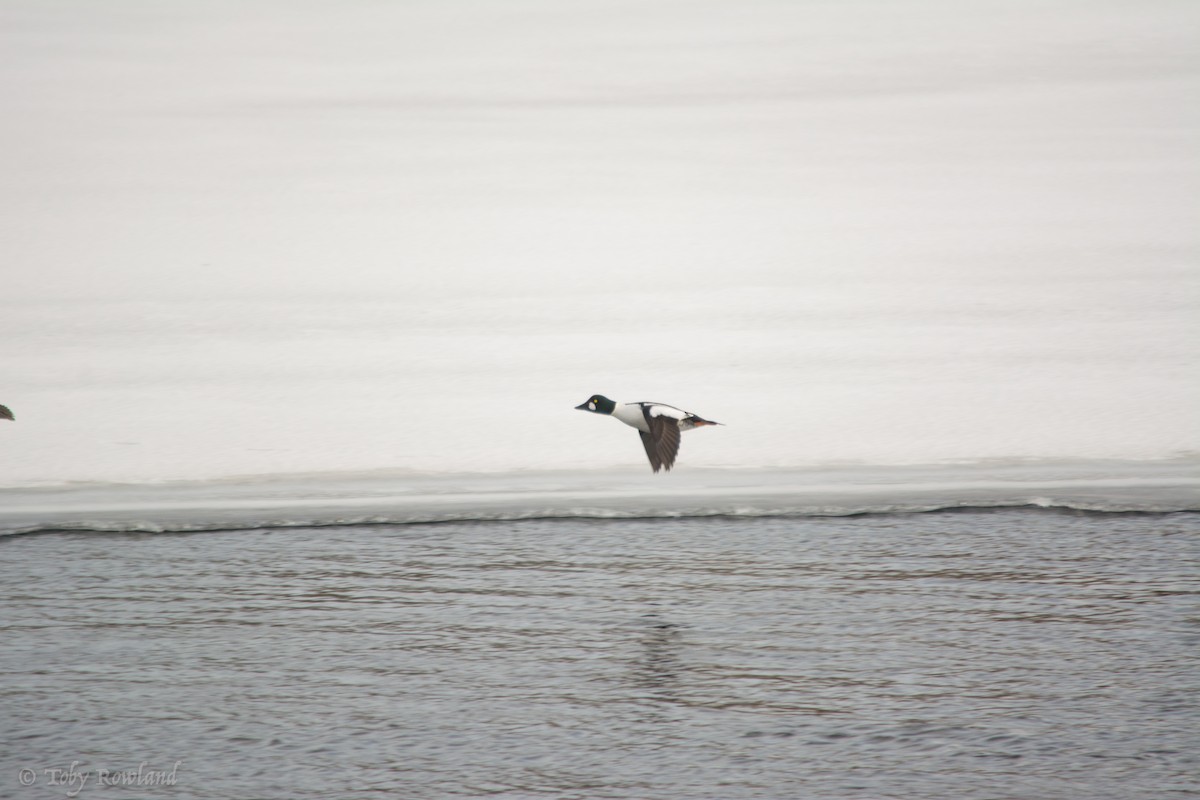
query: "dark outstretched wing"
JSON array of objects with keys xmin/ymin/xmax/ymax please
[
  {"xmin": 638, "ymin": 431, "xmax": 662, "ymax": 473},
  {"xmin": 0, "ymin": 404, "xmax": 12, "ymax": 421},
  {"xmin": 637, "ymin": 412, "xmax": 681, "ymax": 473}
]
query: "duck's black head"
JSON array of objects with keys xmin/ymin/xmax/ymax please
[{"xmin": 575, "ymin": 395, "xmax": 616, "ymax": 415}]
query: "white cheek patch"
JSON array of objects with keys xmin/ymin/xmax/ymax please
[{"xmin": 589, "ymin": 402, "xmax": 596, "ymax": 410}]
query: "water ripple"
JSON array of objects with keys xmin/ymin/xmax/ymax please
[{"xmin": 1, "ymin": 511, "xmax": 1197, "ymax": 799}]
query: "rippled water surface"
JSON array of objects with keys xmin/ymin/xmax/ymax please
[{"xmin": 2, "ymin": 510, "xmax": 1197, "ymax": 799}]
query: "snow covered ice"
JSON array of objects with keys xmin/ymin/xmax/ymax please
[{"xmin": 0, "ymin": 0, "xmax": 1197, "ymax": 485}]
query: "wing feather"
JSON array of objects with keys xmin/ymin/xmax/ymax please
[
  {"xmin": 636, "ymin": 404, "xmax": 683, "ymax": 472},
  {"xmin": 638, "ymin": 431, "xmax": 663, "ymax": 473},
  {"xmin": 650, "ymin": 414, "xmax": 681, "ymax": 472}
]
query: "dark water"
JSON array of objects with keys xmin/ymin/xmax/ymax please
[{"xmin": 2, "ymin": 510, "xmax": 1197, "ymax": 799}]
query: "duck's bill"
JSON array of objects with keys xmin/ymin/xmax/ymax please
[{"xmin": 574, "ymin": 403, "xmax": 590, "ymax": 411}]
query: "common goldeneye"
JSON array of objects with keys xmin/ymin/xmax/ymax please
[{"xmin": 574, "ymin": 395, "xmax": 721, "ymax": 473}]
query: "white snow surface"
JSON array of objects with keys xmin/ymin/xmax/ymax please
[{"xmin": 0, "ymin": 0, "xmax": 1197, "ymax": 485}]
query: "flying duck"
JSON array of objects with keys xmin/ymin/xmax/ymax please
[{"xmin": 575, "ymin": 395, "xmax": 721, "ymax": 473}]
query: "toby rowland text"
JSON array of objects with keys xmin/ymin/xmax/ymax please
[{"xmin": 18, "ymin": 760, "xmax": 182, "ymax": 796}]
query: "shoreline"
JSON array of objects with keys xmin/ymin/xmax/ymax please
[{"xmin": 3, "ymin": 458, "xmax": 1197, "ymax": 537}]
